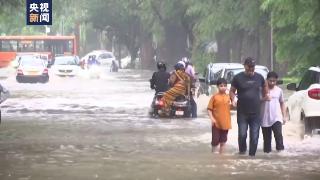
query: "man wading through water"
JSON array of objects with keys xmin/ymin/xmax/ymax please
[{"xmin": 229, "ymin": 57, "xmax": 269, "ymax": 156}]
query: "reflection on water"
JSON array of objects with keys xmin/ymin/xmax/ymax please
[{"xmin": 0, "ymin": 69, "xmax": 319, "ymax": 179}]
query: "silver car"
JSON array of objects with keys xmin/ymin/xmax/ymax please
[
  {"xmin": 16, "ymin": 56, "xmax": 49, "ymax": 83},
  {"xmin": 199, "ymin": 63, "xmax": 269, "ymax": 96}
]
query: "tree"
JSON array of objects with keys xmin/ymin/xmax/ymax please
[
  {"xmin": 186, "ymin": 0, "xmax": 272, "ymax": 67},
  {"xmin": 140, "ymin": 0, "xmax": 195, "ymax": 66},
  {"xmin": 262, "ymin": 0, "xmax": 320, "ymax": 74},
  {"xmin": 87, "ymin": 0, "xmax": 144, "ymax": 68}
]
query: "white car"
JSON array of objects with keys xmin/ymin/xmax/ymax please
[
  {"xmin": 286, "ymin": 66, "xmax": 320, "ymax": 135},
  {"xmin": 200, "ymin": 63, "xmax": 269, "ymax": 95},
  {"xmin": 16, "ymin": 56, "xmax": 49, "ymax": 83},
  {"xmin": 11, "ymin": 53, "xmax": 49, "ymax": 69},
  {"xmin": 51, "ymin": 56, "xmax": 80, "ymax": 77},
  {"xmin": 81, "ymin": 50, "xmax": 116, "ymax": 68}
]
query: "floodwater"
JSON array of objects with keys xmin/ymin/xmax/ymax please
[{"xmin": 0, "ymin": 68, "xmax": 319, "ymax": 180}]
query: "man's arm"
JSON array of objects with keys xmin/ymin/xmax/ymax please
[
  {"xmin": 150, "ymin": 73, "xmax": 156, "ymax": 89},
  {"xmin": 229, "ymin": 86, "xmax": 237, "ymax": 107},
  {"xmin": 229, "ymin": 86, "xmax": 236, "ymax": 102},
  {"xmin": 262, "ymin": 79, "xmax": 270, "ymax": 100},
  {"xmin": 279, "ymin": 90, "xmax": 286, "ymax": 124},
  {"xmin": 280, "ymin": 101, "xmax": 286, "ymax": 124}
]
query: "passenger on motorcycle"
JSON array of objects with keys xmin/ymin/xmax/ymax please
[
  {"xmin": 150, "ymin": 61, "xmax": 170, "ymax": 94},
  {"xmin": 182, "ymin": 57, "xmax": 198, "ymax": 118},
  {"xmin": 182, "ymin": 57, "xmax": 196, "ymax": 79},
  {"xmin": 160, "ymin": 61, "xmax": 191, "ymax": 115}
]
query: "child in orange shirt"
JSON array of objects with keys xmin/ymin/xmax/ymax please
[{"xmin": 207, "ymin": 78, "xmax": 232, "ymax": 154}]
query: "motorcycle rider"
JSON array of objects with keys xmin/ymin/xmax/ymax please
[
  {"xmin": 150, "ymin": 61, "xmax": 170, "ymax": 94},
  {"xmin": 160, "ymin": 61, "xmax": 191, "ymax": 116},
  {"xmin": 87, "ymin": 55, "xmax": 100, "ymax": 69},
  {"xmin": 150, "ymin": 61, "xmax": 170, "ymax": 116}
]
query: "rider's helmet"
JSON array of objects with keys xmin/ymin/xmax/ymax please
[
  {"xmin": 174, "ymin": 61, "xmax": 185, "ymax": 71},
  {"xmin": 181, "ymin": 57, "xmax": 189, "ymax": 65},
  {"xmin": 157, "ymin": 61, "xmax": 166, "ymax": 71}
]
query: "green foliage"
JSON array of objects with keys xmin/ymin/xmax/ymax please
[
  {"xmin": 1, "ymin": 0, "xmax": 319, "ymax": 74},
  {"xmin": 0, "ymin": 2, "xmax": 27, "ymax": 35},
  {"xmin": 282, "ymin": 76, "xmax": 300, "ymax": 84},
  {"xmin": 262, "ymin": 0, "xmax": 320, "ymax": 75},
  {"xmin": 0, "ymin": 0, "xmax": 86, "ymax": 36},
  {"xmin": 191, "ymin": 41, "xmax": 216, "ymax": 75}
]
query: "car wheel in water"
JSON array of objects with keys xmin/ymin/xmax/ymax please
[
  {"xmin": 184, "ymin": 109, "xmax": 191, "ymax": 118},
  {"xmin": 16, "ymin": 77, "xmax": 23, "ymax": 83},
  {"xmin": 41, "ymin": 77, "xmax": 49, "ymax": 83},
  {"xmin": 302, "ymin": 115, "xmax": 312, "ymax": 135}
]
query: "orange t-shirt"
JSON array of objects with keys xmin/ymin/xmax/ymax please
[{"xmin": 207, "ymin": 93, "xmax": 231, "ymax": 130}]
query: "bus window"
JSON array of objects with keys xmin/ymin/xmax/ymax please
[
  {"xmin": 0, "ymin": 40, "xmax": 18, "ymax": 51},
  {"xmin": 35, "ymin": 40, "xmax": 45, "ymax": 52},
  {"xmin": 19, "ymin": 40, "xmax": 34, "ymax": 52}
]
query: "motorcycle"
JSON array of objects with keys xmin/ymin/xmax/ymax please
[{"xmin": 150, "ymin": 92, "xmax": 192, "ymax": 118}]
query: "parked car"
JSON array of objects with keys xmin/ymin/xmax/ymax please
[
  {"xmin": 51, "ymin": 56, "xmax": 81, "ymax": 77},
  {"xmin": 16, "ymin": 56, "xmax": 49, "ymax": 83},
  {"xmin": 199, "ymin": 63, "xmax": 269, "ymax": 95},
  {"xmin": 286, "ymin": 66, "xmax": 320, "ymax": 135},
  {"xmin": 80, "ymin": 50, "xmax": 116, "ymax": 68}
]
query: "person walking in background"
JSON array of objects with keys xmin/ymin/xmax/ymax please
[
  {"xmin": 0, "ymin": 83, "xmax": 10, "ymax": 124},
  {"xmin": 261, "ymin": 71, "xmax": 286, "ymax": 153},
  {"xmin": 207, "ymin": 78, "xmax": 232, "ymax": 154},
  {"xmin": 230, "ymin": 57, "xmax": 269, "ymax": 156}
]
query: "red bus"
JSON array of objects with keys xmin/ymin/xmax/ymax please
[{"xmin": 0, "ymin": 35, "xmax": 77, "ymax": 67}]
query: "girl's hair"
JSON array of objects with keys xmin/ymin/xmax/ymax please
[{"xmin": 267, "ymin": 71, "xmax": 278, "ymax": 79}]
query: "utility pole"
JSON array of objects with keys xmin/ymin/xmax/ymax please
[
  {"xmin": 45, "ymin": 25, "xmax": 50, "ymax": 35},
  {"xmin": 270, "ymin": 14, "xmax": 274, "ymax": 71}
]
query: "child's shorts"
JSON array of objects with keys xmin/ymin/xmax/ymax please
[{"xmin": 211, "ymin": 125, "xmax": 228, "ymax": 146}]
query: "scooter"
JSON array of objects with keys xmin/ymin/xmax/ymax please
[{"xmin": 150, "ymin": 92, "xmax": 192, "ymax": 118}]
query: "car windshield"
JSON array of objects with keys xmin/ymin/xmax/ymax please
[
  {"xmin": 209, "ymin": 69, "xmax": 223, "ymax": 82},
  {"xmin": 209, "ymin": 67, "xmax": 269, "ymax": 83},
  {"xmin": 55, "ymin": 56, "xmax": 78, "ymax": 65},
  {"xmin": 21, "ymin": 57, "xmax": 44, "ymax": 67},
  {"xmin": 223, "ymin": 68, "xmax": 245, "ymax": 83},
  {"xmin": 99, "ymin": 53, "xmax": 113, "ymax": 59},
  {"xmin": 223, "ymin": 68, "xmax": 269, "ymax": 83}
]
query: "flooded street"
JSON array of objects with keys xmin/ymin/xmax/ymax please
[{"xmin": 0, "ymin": 68, "xmax": 319, "ymax": 180}]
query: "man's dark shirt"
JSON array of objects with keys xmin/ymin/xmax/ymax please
[
  {"xmin": 150, "ymin": 70, "xmax": 170, "ymax": 93},
  {"xmin": 231, "ymin": 72, "xmax": 265, "ymax": 114}
]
